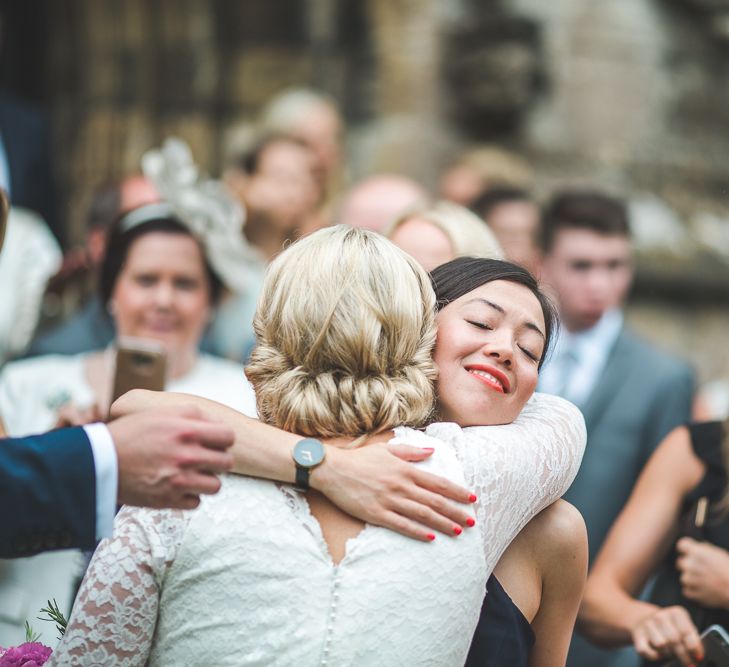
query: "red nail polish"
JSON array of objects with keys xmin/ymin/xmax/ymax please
[
  {"xmin": 453, "ymin": 526, "xmax": 462, "ymax": 535},
  {"xmin": 468, "ymin": 494, "xmax": 478, "ymax": 503},
  {"xmin": 466, "ymin": 517, "xmax": 476, "ymax": 527},
  {"xmin": 426, "ymin": 533, "xmax": 436, "ymax": 541}
]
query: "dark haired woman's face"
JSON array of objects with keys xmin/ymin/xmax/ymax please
[
  {"xmin": 433, "ymin": 280, "xmax": 545, "ymax": 426},
  {"xmin": 110, "ymin": 232, "xmax": 211, "ymax": 358}
]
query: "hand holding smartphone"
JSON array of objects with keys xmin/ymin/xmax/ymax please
[{"xmin": 664, "ymin": 624, "xmax": 729, "ymax": 667}]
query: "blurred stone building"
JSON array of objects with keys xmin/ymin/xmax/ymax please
[{"xmin": 0, "ymin": 0, "xmax": 727, "ymax": 389}]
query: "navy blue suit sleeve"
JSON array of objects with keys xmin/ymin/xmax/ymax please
[{"xmin": 0, "ymin": 427, "xmax": 96, "ymax": 558}]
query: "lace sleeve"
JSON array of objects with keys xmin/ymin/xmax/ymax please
[
  {"xmin": 48, "ymin": 506, "xmax": 190, "ymax": 667},
  {"xmin": 426, "ymin": 392, "xmax": 586, "ymax": 573}
]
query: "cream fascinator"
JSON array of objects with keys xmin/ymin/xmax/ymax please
[{"xmin": 138, "ymin": 137, "xmax": 263, "ymax": 293}]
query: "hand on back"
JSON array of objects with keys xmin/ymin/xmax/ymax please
[{"xmin": 314, "ymin": 441, "xmax": 477, "ymax": 541}]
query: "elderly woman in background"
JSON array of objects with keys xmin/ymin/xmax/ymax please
[{"xmin": 0, "ymin": 199, "xmax": 254, "ymax": 647}]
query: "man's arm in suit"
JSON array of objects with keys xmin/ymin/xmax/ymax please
[
  {"xmin": 0, "ymin": 426, "xmax": 96, "ymax": 557},
  {"xmin": 0, "ymin": 408, "xmax": 235, "ymax": 559}
]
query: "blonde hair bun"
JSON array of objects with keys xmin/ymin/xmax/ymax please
[{"xmin": 246, "ymin": 225, "xmax": 437, "ymax": 438}]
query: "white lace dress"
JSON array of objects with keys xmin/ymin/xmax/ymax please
[{"xmin": 50, "ymin": 393, "xmax": 585, "ymax": 667}]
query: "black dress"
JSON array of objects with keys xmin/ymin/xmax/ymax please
[
  {"xmin": 465, "ymin": 574, "xmax": 535, "ymax": 667},
  {"xmin": 646, "ymin": 420, "xmax": 729, "ymax": 665}
]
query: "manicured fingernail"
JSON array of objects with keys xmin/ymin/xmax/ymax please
[
  {"xmin": 453, "ymin": 525, "xmax": 462, "ymax": 535},
  {"xmin": 421, "ymin": 447, "xmax": 434, "ymax": 453},
  {"xmin": 468, "ymin": 494, "xmax": 478, "ymax": 503},
  {"xmin": 466, "ymin": 517, "xmax": 476, "ymax": 527},
  {"xmin": 426, "ymin": 533, "xmax": 436, "ymax": 541}
]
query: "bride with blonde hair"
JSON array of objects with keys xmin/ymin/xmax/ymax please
[{"xmin": 53, "ymin": 225, "xmax": 584, "ymax": 665}]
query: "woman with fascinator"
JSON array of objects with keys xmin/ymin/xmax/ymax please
[{"xmin": 0, "ymin": 146, "xmax": 256, "ymax": 647}]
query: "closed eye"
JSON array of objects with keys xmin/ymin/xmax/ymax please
[
  {"xmin": 519, "ymin": 346, "xmax": 540, "ymax": 362},
  {"xmin": 466, "ymin": 320, "xmax": 492, "ymax": 331}
]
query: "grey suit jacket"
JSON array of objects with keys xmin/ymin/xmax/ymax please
[
  {"xmin": 565, "ymin": 328, "xmax": 694, "ymax": 562},
  {"xmin": 567, "ymin": 326, "xmax": 695, "ymax": 667}
]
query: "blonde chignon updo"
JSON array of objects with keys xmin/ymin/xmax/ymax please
[{"xmin": 245, "ymin": 225, "xmax": 437, "ymax": 439}]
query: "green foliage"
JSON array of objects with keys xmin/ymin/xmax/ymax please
[
  {"xmin": 24, "ymin": 620, "xmax": 41, "ymax": 643},
  {"xmin": 38, "ymin": 599, "xmax": 68, "ymax": 640}
]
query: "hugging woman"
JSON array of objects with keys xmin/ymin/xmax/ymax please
[{"xmin": 52, "ymin": 226, "xmax": 585, "ymax": 666}]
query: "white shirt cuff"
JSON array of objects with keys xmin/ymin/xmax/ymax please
[{"xmin": 83, "ymin": 422, "xmax": 118, "ymax": 540}]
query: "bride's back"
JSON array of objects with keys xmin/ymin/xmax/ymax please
[{"xmin": 245, "ymin": 225, "xmax": 439, "ymax": 562}]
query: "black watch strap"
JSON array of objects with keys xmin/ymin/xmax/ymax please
[{"xmin": 294, "ymin": 465, "xmax": 311, "ymax": 492}]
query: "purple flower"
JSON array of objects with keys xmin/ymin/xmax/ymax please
[{"xmin": 0, "ymin": 642, "xmax": 52, "ymax": 667}]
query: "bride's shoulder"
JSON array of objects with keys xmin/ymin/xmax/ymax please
[
  {"xmin": 389, "ymin": 425, "xmax": 442, "ymax": 448},
  {"xmin": 518, "ymin": 392, "xmax": 585, "ymax": 429}
]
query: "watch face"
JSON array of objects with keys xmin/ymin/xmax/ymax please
[{"xmin": 292, "ymin": 438, "xmax": 326, "ymax": 468}]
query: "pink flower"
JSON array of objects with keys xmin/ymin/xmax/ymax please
[{"xmin": 0, "ymin": 642, "xmax": 52, "ymax": 667}]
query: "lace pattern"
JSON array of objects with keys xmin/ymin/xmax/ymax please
[{"xmin": 51, "ymin": 393, "xmax": 585, "ymax": 666}]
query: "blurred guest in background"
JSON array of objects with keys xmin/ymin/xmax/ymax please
[
  {"xmin": 259, "ymin": 87, "xmax": 345, "ymax": 228},
  {"xmin": 537, "ymin": 189, "xmax": 696, "ymax": 667},
  {"xmin": 337, "ymin": 173, "xmax": 428, "ymax": 233},
  {"xmin": 0, "ymin": 91, "xmax": 60, "ymax": 246},
  {"xmin": 580, "ymin": 419, "xmax": 729, "ymax": 666},
  {"xmin": 386, "ymin": 200, "xmax": 502, "ymax": 271},
  {"xmin": 694, "ymin": 378, "xmax": 729, "ymax": 422},
  {"xmin": 439, "ymin": 145, "xmax": 533, "ymax": 209},
  {"xmin": 0, "ymin": 203, "xmax": 61, "ymax": 367},
  {"xmin": 472, "ymin": 186, "xmax": 542, "ymax": 276},
  {"xmin": 0, "ymin": 201, "xmax": 254, "ymax": 648},
  {"xmin": 210, "ymin": 133, "xmax": 322, "ymax": 362},
  {"xmin": 27, "ymin": 174, "xmax": 160, "ymax": 357},
  {"xmin": 224, "ymin": 133, "xmax": 321, "ymax": 262}
]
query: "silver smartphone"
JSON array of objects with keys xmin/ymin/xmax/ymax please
[{"xmin": 664, "ymin": 624, "xmax": 729, "ymax": 667}]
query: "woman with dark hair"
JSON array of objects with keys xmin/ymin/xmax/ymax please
[
  {"xmin": 0, "ymin": 202, "xmax": 255, "ymax": 648},
  {"xmin": 432, "ymin": 258, "xmax": 587, "ymax": 667},
  {"xmin": 90, "ymin": 239, "xmax": 586, "ymax": 665}
]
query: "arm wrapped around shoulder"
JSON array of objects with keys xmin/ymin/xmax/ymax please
[{"xmin": 426, "ymin": 392, "xmax": 586, "ymax": 573}]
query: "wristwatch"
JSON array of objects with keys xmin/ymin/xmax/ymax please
[{"xmin": 292, "ymin": 438, "xmax": 326, "ymax": 491}]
